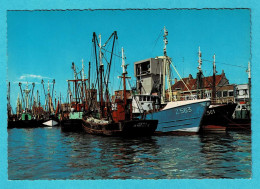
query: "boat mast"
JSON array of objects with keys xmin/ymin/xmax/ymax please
[
  {"xmin": 212, "ymin": 54, "xmax": 216, "ymax": 103},
  {"xmin": 24, "ymin": 82, "xmax": 31, "ymax": 113},
  {"xmin": 47, "ymin": 80, "xmax": 51, "ymax": 113},
  {"xmin": 161, "ymin": 27, "xmax": 167, "ymax": 103},
  {"xmin": 7, "ymin": 82, "xmax": 11, "ymax": 116},
  {"xmin": 247, "ymin": 61, "xmax": 251, "ymax": 107},
  {"xmin": 71, "ymin": 62, "xmax": 78, "ymax": 106},
  {"xmin": 196, "ymin": 46, "xmax": 203, "ymax": 99},
  {"xmin": 16, "ymin": 93, "xmax": 20, "ymax": 117},
  {"xmin": 88, "ymin": 61, "xmax": 91, "ymax": 108},
  {"xmin": 81, "ymin": 59, "xmax": 85, "ymax": 104},
  {"xmin": 122, "ymin": 47, "xmax": 127, "ymax": 107},
  {"xmin": 99, "ymin": 34, "xmax": 104, "ymax": 118},
  {"xmin": 162, "ymin": 26, "xmax": 172, "ymax": 102}
]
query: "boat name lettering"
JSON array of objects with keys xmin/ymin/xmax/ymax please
[
  {"xmin": 206, "ymin": 109, "xmax": 215, "ymax": 115},
  {"xmin": 134, "ymin": 122, "xmax": 149, "ymax": 128},
  {"xmin": 176, "ymin": 107, "xmax": 192, "ymax": 115}
]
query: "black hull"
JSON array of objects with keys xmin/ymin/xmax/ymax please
[
  {"xmin": 61, "ymin": 119, "xmax": 83, "ymax": 132},
  {"xmin": 82, "ymin": 119, "xmax": 158, "ymax": 137},
  {"xmin": 8, "ymin": 120, "xmax": 40, "ymax": 129},
  {"xmin": 201, "ymin": 103, "xmax": 237, "ymax": 128}
]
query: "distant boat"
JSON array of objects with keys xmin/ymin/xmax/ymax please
[
  {"xmin": 8, "ymin": 82, "xmax": 40, "ymax": 129},
  {"xmin": 60, "ymin": 61, "xmax": 88, "ymax": 132}
]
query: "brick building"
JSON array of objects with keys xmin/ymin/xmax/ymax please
[{"xmin": 171, "ymin": 70, "xmax": 235, "ymax": 103}]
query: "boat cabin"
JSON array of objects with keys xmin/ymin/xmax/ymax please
[{"xmin": 132, "ymin": 94, "xmax": 160, "ymax": 115}]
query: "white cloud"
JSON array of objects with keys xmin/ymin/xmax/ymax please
[{"xmin": 19, "ymin": 74, "xmax": 52, "ymax": 80}]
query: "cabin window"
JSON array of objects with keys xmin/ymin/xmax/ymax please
[
  {"xmin": 140, "ymin": 61, "xmax": 150, "ymax": 74},
  {"xmin": 143, "ymin": 96, "xmax": 147, "ymax": 101},
  {"xmin": 229, "ymin": 91, "xmax": 234, "ymax": 97},
  {"xmin": 243, "ymin": 89, "xmax": 248, "ymax": 95},
  {"xmin": 223, "ymin": 91, "xmax": 227, "ymax": 97},
  {"xmin": 147, "ymin": 96, "xmax": 151, "ymax": 101}
]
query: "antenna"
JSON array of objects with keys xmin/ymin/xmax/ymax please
[
  {"xmin": 198, "ymin": 46, "xmax": 202, "ymax": 71},
  {"xmin": 163, "ymin": 26, "xmax": 168, "ymax": 56},
  {"xmin": 121, "ymin": 47, "xmax": 126, "ymax": 74},
  {"xmin": 99, "ymin": 34, "xmax": 103, "ymax": 66},
  {"xmin": 247, "ymin": 61, "xmax": 251, "ymax": 79},
  {"xmin": 213, "ymin": 54, "xmax": 216, "ymax": 74},
  {"xmin": 82, "ymin": 59, "xmax": 84, "ymax": 80}
]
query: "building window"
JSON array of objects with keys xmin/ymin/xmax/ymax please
[
  {"xmin": 223, "ymin": 91, "xmax": 228, "ymax": 97},
  {"xmin": 217, "ymin": 91, "xmax": 222, "ymax": 97},
  {"xmin": 228, "ymin": 91, "xmax": 234, "ymax": 97}
]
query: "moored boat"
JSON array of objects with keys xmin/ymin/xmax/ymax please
[
  {"xmin": 60, "ymin": 61, "xmax": 88, "ymax": 132},
  {"xmin": 42, "ymin": 119, "xmax": 59, "ymax": 127},
  {"xmin": 200, "ymin": 103, "xmax": 237, "ymax": 130},
  {"xmin": 132, "ymin": 27, "xmax": 210, "ymax": 134},
  {"xmin": 145, "ymin": 99, "xmax": 210, "ymax": 134},
  {"xmin": 82, "ymin": 33, "xmax": 158, "ymax": 136}
]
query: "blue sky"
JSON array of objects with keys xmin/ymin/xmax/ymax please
[{"xmin": 7, "ymin": 9, "xmax": 250, "ymax": 110}]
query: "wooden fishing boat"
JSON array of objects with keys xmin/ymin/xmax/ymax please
[
  {"xmin": 82, "ymin": 117, "xmax": 157, "ymax": 136},
  {"xmin": 82, "ymin": 32, "xmax": 158, "ymax": 136}
]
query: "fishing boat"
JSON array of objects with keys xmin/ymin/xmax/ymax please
[
  {"xmin": 42, "ymin": 119, "xmax": 59, "ymax": 127},
  {"xmin": 166, "ymin": 47, "xmax": 237, "ymax": 132},
  {"xmin": 227, "ymin": 102, "xmax": 251, "ymax": 130},
  {"xmin": 132, "ymin": 27, "xmax": 210, "ymax": 134},
  {"xmin": 8, "ymin": 82, "xmax": 40, "ymax": 128},
  {"xmin": 60, "ymin": 61, "xmax": 88, "ymax": 132},
  {"xmin": 227, "ymin": 62, "xmax": 251, "ymax": 130},
  {"xmin": 40, "ymin": 79, "xmax": 60, "ymax": 127},
  {"xmin": 82, "ymin": 32, "xmax": 158, "ymax": 136},
  {"xmin": 200, "ymin": 103, "xmax": 237, "ymax": 131},
  {"xmin": 197, "ymin": 54, "xmax": 237, "ymax": 131}
]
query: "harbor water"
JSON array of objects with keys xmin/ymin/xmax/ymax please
[{"xmin": 8, "ymin": 127, "xmax": 251, "ymax": 179}]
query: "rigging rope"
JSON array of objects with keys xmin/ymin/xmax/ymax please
[{"xmin": 170, "ymin": 60, "xmax": 193, "ymax": 96}]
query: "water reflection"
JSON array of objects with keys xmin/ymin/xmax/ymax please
[{"xmin": 8, "ymin": 128, "xmax": 251, "ymax": 179}]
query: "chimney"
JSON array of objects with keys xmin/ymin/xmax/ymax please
[
  {"xmin": 174, "ymin": 78, "xmax": 178, "ymax": 83},
  {"xmin": 189, "ymin": 74, "xmax": 193, "ymax": 80}
]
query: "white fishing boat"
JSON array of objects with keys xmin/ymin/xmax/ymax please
[{"xmin": 43, "ymin": 119, "xmax": 58, "ymax": 127}]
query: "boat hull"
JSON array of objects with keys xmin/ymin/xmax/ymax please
[
  {"xmin": 82, "ymin": 119, "xmax": 158, "ymax": 136},
  {"xmin": 201, "ymin": 103, "xmax": 237, "ymax": 128},
  {"xmin": 145, "ymin": 99, "xmax": 210, "ymax": 133},
  {"xmin": 8, "ymin": 119, "xmax": 39, "ymax": 129},
  {"xmin": 61, "ymin": 119, "xmax": 83, "ymax": 132}
]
